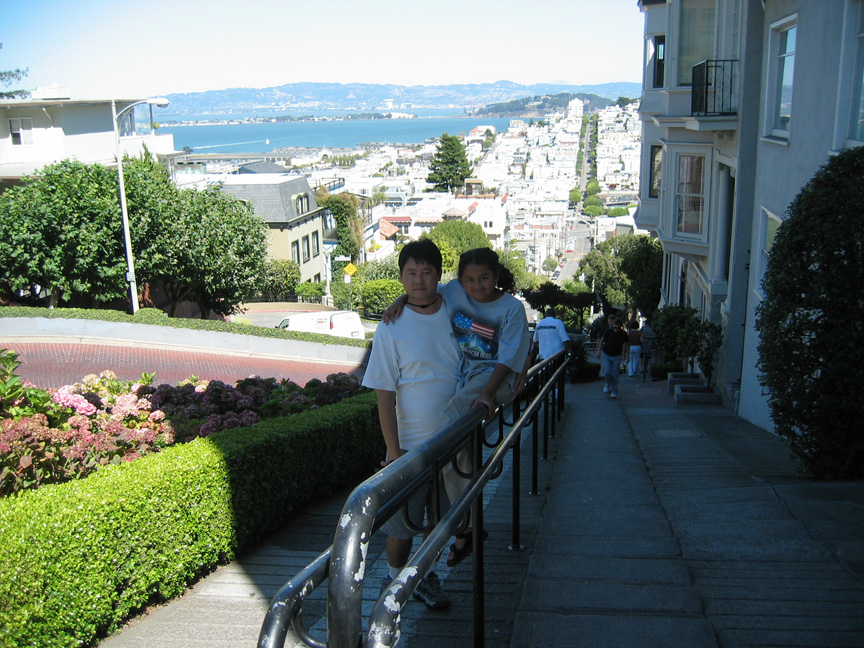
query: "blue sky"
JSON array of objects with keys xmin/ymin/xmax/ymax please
[{"xmin": 2, "ymin": 0, "xmax": 645, "ymax": 100}]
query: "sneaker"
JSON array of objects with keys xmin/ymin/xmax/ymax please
[
  {"xmin": 603, "ymin": 385, "xmax": 610, "ymax": 393},
  {"xmin": 413, "ymin": 571, "xmax": 450, "ymax": 610},
  {"xmin": 610, "ymin": 391, "xmax": 618, "ymax": 399}
]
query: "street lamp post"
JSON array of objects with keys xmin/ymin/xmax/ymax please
[{"xmin": 111, "ymin": 97, "xmax": 169, "ymax": 313}]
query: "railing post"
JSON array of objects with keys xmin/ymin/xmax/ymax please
[
  {"xmin": 471, "ymin": 421, "xmax": 485, "ymax": 648},
  {"xmin": 509, "ymin": 390, "xmax": 523, "ymax": 550}
]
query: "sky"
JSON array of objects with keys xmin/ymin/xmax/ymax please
[{"xmin": 2, "ymin": 0, "xmax": 645, "ymax": 100}]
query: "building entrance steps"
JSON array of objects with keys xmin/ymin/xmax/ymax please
[{"xmin": 93, "ymin": 373, "xmax": 863, "ymax": 648}]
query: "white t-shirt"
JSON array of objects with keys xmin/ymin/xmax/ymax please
[
  {"xmin": 533, "ymin": 316, "xmax": 570, "ymax": 359},
  {"xmin": 361, "ymin": 305, "xmax": 461, "ymax": 451}
]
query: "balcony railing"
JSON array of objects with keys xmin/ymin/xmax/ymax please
[{"xmin": 691, "ymin": 59, "xmax": 738, "ymax": 116}]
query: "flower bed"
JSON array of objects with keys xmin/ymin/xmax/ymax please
[
  {"xmin": 1, "ymin": 348, "xmax": 368, "ymax": 496},
  {"xmin": 0, "ymin": 345, "xmax": 383, "ymax": 647}
]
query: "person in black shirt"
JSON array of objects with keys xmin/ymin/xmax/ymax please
[{"xmin": 595, "ymin": 316, "xmax": 629, "ymax": 398}]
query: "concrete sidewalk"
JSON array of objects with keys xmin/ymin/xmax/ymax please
[{"xmin": 97, "ymin": 371, "xmax": 864, "ymax": 648}]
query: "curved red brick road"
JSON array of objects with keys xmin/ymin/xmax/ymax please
[{"xmin": 7, "ymin": 341, "xmax": 365, "ymax": 388}]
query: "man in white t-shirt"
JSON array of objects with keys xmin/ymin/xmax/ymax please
[
  {"xmin": 361, "ymin": 239, "xmax": 461, "ymax": 610},
  {"xmin": 532, "ymin": 308, "xmax": 572, "ymax": 360}
]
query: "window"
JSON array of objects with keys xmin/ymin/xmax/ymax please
[
  {"xmin": 291, "ymin": 240, "xmax": 300, "ymax": 264},
  {"xmin": 295, "ymin": 193, "xmax": 310, "ymax": 215},
  {"xmin": 676, "ymin": 154, "xmax": 705, "ymax": 236},
  {"xmin": 302, "ymin": 235, "xmax": 311, "ymax": 262},
  {"xmin": 652, "ymin": 35, "xmax": 666, "ymax": 88},
  {"xmin": 314, "ymin": 273, "xmax": 321, "ymax": 282},
  {"xmin": 9, "ymin": 118, "xmax": 33, "ymax": 145},
  {"xmin": 678, "ymin": 0, "xmax": 716, "ymax": 86},
  {"xmin": 312, "ymin": 231, "xmax": 320, "ymax": 257},
  {"xmin": 770, "ymin": 19, "xmax": 796, "ymax": 136},
  {"xmin": 649, "ymin": 145, "xmax": 663, "ymax": 198},
  {"xmin": 851, "ymin": 6, "xmax": 864, "ymax": 142}
]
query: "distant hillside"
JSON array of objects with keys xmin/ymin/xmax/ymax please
[
  {"xmin": 162, "ymin": 80, "xmax": 641, "ymax": 117},
  {"xmin": 475, "ymin": 92, "xmax": 616, "ymax": 117}
]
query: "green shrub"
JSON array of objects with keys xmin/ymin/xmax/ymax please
[
  {"xmin": 756, "ymin": 146, "xmax": 864, "ymax": 479},
  {"xmin": 131, "ymin": 307, "xmax": 168, "ymax": 324},
  {"xmin": 0, "ymin": 391, "xmax": 381, "ymax": 648},
  {"xmin": 296, "ymin": 281, "xmax": 326, "ymax": 301},
  {"xmin": 360, "ymin": 279, "xmax": 404, "ymax": 316}
]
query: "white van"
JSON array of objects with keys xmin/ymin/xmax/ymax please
[{"xmin": 276, "ymin": 310, "xmax": 365, "ymax": 340}]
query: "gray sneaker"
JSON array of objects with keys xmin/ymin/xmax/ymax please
[{"xmin": 413, "ymin": 571, "xmax": 450, "ymax": 610}]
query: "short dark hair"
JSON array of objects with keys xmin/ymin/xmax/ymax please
[
  {"xmin": 545, "ymin": 308, "xmax": 557, "ymax": 317},
  {"xmin": 398, "ymin": 238, "xmax": 442, "ymax": 273}
]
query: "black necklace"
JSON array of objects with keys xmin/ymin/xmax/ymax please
[{"xmin": 406, "ymin": 296, "xmax": 439, "ymax": 309}]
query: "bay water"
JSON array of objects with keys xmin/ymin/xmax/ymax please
[{"xmin": 161, "ymin": 115, "xmax": 514, "ymax": 154}]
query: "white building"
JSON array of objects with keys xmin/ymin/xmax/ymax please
[
  {"xmin": 0, "ymin": 87, "xmax": 174, "ymax": 191},
  {"xmin": 635, "ymin": 0, "xmax": 863, "ymax": 431}
]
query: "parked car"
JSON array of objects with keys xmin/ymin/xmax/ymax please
[{"xmin": 276, "ymin": 310, "xmax": 365, "ymax": 339}]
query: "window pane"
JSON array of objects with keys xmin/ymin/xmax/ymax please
[
  {"xmin": 855, "ymin": 21, "xmax": 864, "ymax": 140},
  {"xmin": 676, "ymin": 154, "xmax": 705, "ymax": 235},
  {"xmin": 653, "ymin": 36, "xmax": 666, "ymax": 88},
  {"xmin": 773, "ymin": 25, "xmax": 796, "ymax": 132},
  {"xmin": 649, "ymin": 146, "xmax": 663, "ymax": 198},
  {"xmin": 678, "ymin": 0, "xmax": 716, "ymax": 86},
  {"xmin": 677, "ymin": 196, "xmax": 704, "ymax": 234},
  {"xmin": 764, "ymin": 213, "xmax": 781, "ymax": 255},
  {"xmin": 678, "ymin": 155, "xmax": 704, "ymax": 194}
]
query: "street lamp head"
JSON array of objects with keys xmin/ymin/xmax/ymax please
[{"xmin": 148, "ymin": 97, "xmax": 169, "ymax": 107}]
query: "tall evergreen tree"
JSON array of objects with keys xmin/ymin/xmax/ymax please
[{"xmin": 426, "ymin": 133, "xmax": 473, "ymax": 193}]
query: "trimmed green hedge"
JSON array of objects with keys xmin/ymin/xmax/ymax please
[
  {"xmin": 0, "ymin": 306, "xmax": 371, "ymax": 349},
  {"xmin": 0, "ymin": 391, "xmax": 381, "ymax": 648}
]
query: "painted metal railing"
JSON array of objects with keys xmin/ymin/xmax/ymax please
[
  {"xmin": 258, "ymin": 352, "xmax": 570, "ymax": 648},
  {"xmin": 691, "ymin": 59, "xmax": 738, "ymax": 116}
]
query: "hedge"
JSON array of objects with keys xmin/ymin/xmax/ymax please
[{"xmin": 0, "ymin": 391, "xmax": 381, "ymax": 648}]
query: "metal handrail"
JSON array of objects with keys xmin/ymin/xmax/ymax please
[
  {"xmin": 257, "ymin": 352, "xmax": 570, "ymax": 648},
  {"xmin": 366, "ymin": 356, "xmax": 569, "ymax": 648}
]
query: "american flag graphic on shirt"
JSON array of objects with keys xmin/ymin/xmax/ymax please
[{"xmin": 453, "ymin": 313, "xmax": 495, "ymax": 339}]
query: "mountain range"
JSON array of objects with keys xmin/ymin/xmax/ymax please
[{"xmin": 162, "ymin": 80, "xmax": 642, "ymax": 117}]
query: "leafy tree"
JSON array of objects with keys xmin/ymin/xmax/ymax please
[
  {"xmin": 261, "ymin": 259, "xmax": 301, "ymax": 301},
  {"xmin": 578, "ymin": 234, "xmax": 661, "ymax": 319},
  {"xmin": 583, "ymin": 205, "xmax": 604, "ymax": 218},
  {"xmin": 426, "ymin": 133, "xmax": 473, "ymax": 193},
  {"xmin": 569, "ymin": 188, "xmax": 582, "ymax": 204},
  {"xmin": 617, "ymin": 235, "xmax": 663, "ymax": 317},
  {"xmin": 0, "ymin": 160, "xmax": 125, "ymax": 307},
  {"xmin": 499, "ymin": 245, "xmax": 539, "ymax": 292},
  {"xmin": 423, "ymin": 220, "xmax": 491, "ymax": 274},
  {"xmin": 317, "ymin": 190, "xmax": 363, "ymax": 262},
  {"xmin": 756, "ymin": 146, "xmax": 864, "ymax": 479},
  {"xmin": 174, "ymin": 187, "xmax": 269, "ymax": 318},
  {"xmin": 608, "ymin": 207, "xmax": 628, "ymax": 217},
  {"xmin": 522, "ymin": 281, "xmax": 596, "ymax": 329},
  {"xmin": 585, "ymin": 180, "xmax": 601, "ymax": 196},
  {"xmin": 0, "ymin": 44, "xmax": 28, "ymax": 99},
  {"xmin": 583, "ymin": 195, "xmax": 604, "ymax": 208},
  {"xmin": 542, "ymin": 257, "xmax": 558, "ymax": 273}
]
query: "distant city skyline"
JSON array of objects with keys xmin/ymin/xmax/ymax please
[{"xmin": 2, "ymin": 0, "xmax": 645, "ymax": 101}]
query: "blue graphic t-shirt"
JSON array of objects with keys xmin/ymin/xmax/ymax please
[{"xmin": 439, "ymin": 280, "xmax": 530, "ymax": 385}]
